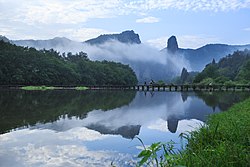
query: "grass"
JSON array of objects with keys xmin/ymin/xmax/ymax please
[
  {"xmin": 20, "ymin": 86, "xmax": 89, "ymax": 90},
  {"xmin": 75, "ymin": 86, "xmax": 89, "ymax": 90},
  {"xmin": 21, "ymin": 86, "xmax": 56, "ymax": 90},
  {"xmin": 179, "ymin": 98, "xmax": 250, "ymax": 167},
  {"xmin": 137, "ymin": 98, "xmax": 250, "ymax": 167}
]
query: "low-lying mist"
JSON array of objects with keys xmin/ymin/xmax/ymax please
[{"xmin": 14, "ymin": 39, "xmax": 191, "ymax": 82}]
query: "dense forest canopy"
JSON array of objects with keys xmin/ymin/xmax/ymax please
[
  {"xmin": 0, "ymin": 40, "xmax": 138, "ymax": 85},
  {"xmin": 193, "ymin": 49, "xmax": 250, "ymax": 84}
]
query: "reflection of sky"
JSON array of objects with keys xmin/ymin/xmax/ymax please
[
  {"xmin": 0, "ymin": 128, "xmax": 136, "ymax": 167},
  {"xmin": 0, "ymin": 92, "xmax": 219, "ymax": 167}
]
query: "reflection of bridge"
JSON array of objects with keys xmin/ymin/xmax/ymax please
[
  {"xmin": 88, "ymin": 84, "xmax": 250, "ymax": 92},
  {"xmin": 2, "ymin": 84, "xmax": 250, "ymax": 91}
]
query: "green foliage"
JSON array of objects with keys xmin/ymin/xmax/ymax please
[
  {"xmin": 179, "ymin": 98, "xmax": 250, "ymax": 167},
  {"xmin": 194, "ymin": 49, "xmax": 250, "ymax": 84},
  {"xmin": 136, "ymin": 137, "xmax": 181, "ymax": 167},
  {"xmin": 236, "ymin": 59, "xmax": 250, "ymax": 84},
  {"xmin": 0, "ymin": 40, "xmax": 138, "ymax": 86},
  {"xmin": 21, "ymin": 86, "xmax": 56, "ymax": 90},
  {"xmin": 198, "ymin": 77, "xmax": 214, "ymax": 85},
  {"xmin": 75, "ymin": 86, "xmax": 89, "ymax": 90},
  {"xmin": 193, "ymin": 63, "xmax": 218, "ymax": 83},
  {"xmin": 213, "ymin": 76, "xmax": 229, "ymax": 84},
  {"xmin": 136, "ymin": 97, "xmax": 250, "ymax": 167},
  {"xmin": 157, "ymin": 80, "xmax": 165, "ymax": 86}
]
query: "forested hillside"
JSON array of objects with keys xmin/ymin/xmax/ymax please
[
  {"xmin": 193, "ymin": 49, "xmax": 250, "ymax": 84},
  {"xmin": 0, "ymin": 40, "xmax": 138, "ymax": 85}
]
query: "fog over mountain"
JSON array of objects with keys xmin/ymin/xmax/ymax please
[
  {"xmin": 4, "ymin": 30, "xmax": 250, "ymax": 82},
  {"xmin": 10, "ymin": 31, "xmax": 188, "ymax": 83},
  {"xmin": 161, "ymin": 37, "xmax": 250, "ymax": 71},
  {"xmin": 85, "ymin": 30, "xmax": 141, "ymax": 45}
]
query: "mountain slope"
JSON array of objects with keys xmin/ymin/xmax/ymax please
[
  {"xmin": 0, "ymin": 35, "xmax": 11, "ymax": 43},
  {"xmin": 5, "ymin": 32, "xmax": 250, "ymax": 82},
  {"xmin": 12, "ymin": 37, "xmax": 83, "ymax": 53},
  {"xmin": 162, "ymin": 36, "xmax": 250, "ymax": 71},
  {"xmin": 193, "ymin": 49, "xmax": 250, "ymax": 84},
  {"xmin": 84, "ymin": 30, "xmax": 141, "ymax": 45}
]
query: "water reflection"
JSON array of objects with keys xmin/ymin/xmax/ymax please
[
  {"xmin": 0, "ymin": 90, "xmax": 249, "ymax": 167},
  {"xmin": 0, "ymin": 89, "xmax": 136, "ymax": 134}
]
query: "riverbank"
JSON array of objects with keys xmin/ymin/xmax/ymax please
[
  {"xmin": 20, "ymin": 86, "xmax": 89, "ymax": 91},
  {"xmin": 178, "ymin": 97, "xmax": 250, "ymax": 166},
  {"xmin": 138, "ymin": 97, "xmax": 250, "ymax": 166}
]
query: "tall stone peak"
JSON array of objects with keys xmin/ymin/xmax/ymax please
[
  {"xmin": 85, "ymin": 30, "xmax": 141, "ymax": 45},
  {"xmin": 167, "ymin": 35, "xmax": 178, "ymax": 53}
]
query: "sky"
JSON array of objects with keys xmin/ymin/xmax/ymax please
[{"xmin": 0, "ymin": 0, "xmax": 250, "ymax": 49}]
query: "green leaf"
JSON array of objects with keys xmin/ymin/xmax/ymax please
[
  {"xmin": 138, "ymin": 150, "xmax": 151, "ymax": 158},
  {"xmin": 139, "ymin": 156, "xmax": 150, "ymax": 166}
]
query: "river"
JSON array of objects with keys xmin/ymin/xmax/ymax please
[{"xmin": 0, "ymin": 89, "xmax": 249, "ymax": 167}]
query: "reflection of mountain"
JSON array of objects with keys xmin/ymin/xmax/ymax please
[
  {"xmin": 164, "ymin": 91, "xmax": 250, "ymax": 133},
  {"xmin": 167, "ymin": 119, "xmax": 179, "ymax": 133},
  {"xmin": 0, "ymin": 90, "xmax": 136, "ymax": 134},
  {"xmin": 194, "ymin": 92, "xmax": 250, "ymax": 111},
  {"xmin": 86, "ymin": 124, "xmax": 141, "ymax": 139},
  {"xmin": 1, "ymin": 90, "xmax": 249, "ymax": 138},
  {"xmin": 80, "ymin": 91, "xmax": 250, "ymax": 135}
]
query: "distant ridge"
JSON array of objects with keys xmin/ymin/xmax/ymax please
[
  {"xmin": 163, "ymin": 36, "xmax": 250, "ymax": 71},
  {"xmin": 2, "ymin": 32, "xmax": 250, "ymax": 82},
  {"xmin": 0, "ymin": 35, "xmax": 10, "ymax": 43},
  {"xmin": 13, "ymin": 37, "xmax": 75, "ymax": 49},
  {"xmin": 84, "ymin": 30, "xmax": 141, "ymax": 45}
]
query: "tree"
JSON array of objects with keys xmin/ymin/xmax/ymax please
[{"xmin": 0, "ymin": 40, "xmax": 138, "ymax": 86}]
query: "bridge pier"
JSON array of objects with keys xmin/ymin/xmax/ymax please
[{"xmin": 84, "ymin": 84, "xmax": 249, "ymax": 92}]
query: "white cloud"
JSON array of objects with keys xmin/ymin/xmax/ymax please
[
  {"xmin": 4, "ymin": 0, "xmax": 122, "ymax": 25},
  {"xmin": 243, "ymin": 27, "xmax": 250, "ymax": 31},
  {"xmin": 0, "ymin": 0, "xmax": 249, "ymax": 41},
  {"xmin": 146, "ymin": 37, "xmax": 168, "ymax": 49},
  {"xmin": 1, "ymin": 0, "xmax": 249, "ymax": 26},
  {"xmin": 126, "ymin": 0, "xmax": 250, "ymax": 12},
  {"xmin": 136, "ymin": 16, "xmax": 160, "ymax": 23},
  {"xmin": 147, "ymin": 119, "xmax": 203, "ymax": 133},
  {"xmin": 0, "ymin": 128, "xmax": 135, "ymax": 167},
  {"xmin": 58, "ymin": 28, "xmax": 111, "ymax": 42},
  {"xmin": 147, "ymin": 35, "xmax": 220, "ymax": 49}
]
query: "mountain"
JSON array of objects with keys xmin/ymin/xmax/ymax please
[
  {"xmin": 0, "ymin": 35, "xmax": 10, "ymax": 43},
  {"xmin": 167, "ymin": 35, "xmax": 179, "ymax": 53},
  {"xmin": 84, "ymin": 30, "xmax": 141, "ymax": 45},
  {"xmin": 193, "ymin": 49, "xmax": 250, "ymax": 84},
  {"xmin": 6, "ymin": 32, "xmax": 250, "ymax": 83},
  {"xmin": 162, "ymin": 36, "xmax": 250, "ymax": 71},
  {"xmin": 12, "ymin": 37, "xmax": 83, "ymax": 53}
]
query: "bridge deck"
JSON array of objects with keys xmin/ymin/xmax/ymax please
[
  {"xmin": 88, "ymin": 84, "xmax": 250, "ymax": 92},
  {"xmin": 1, "ymin": 85, "xmax": 250, "ymax": 91}
]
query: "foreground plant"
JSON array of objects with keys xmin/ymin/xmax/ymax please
[
  {"xmin": 136, "ymin": 98, "xmax": 250, "ymax": 167},
  {"xmin": 136, "ymin": 137, "xmax": 182, "ymax": 167}
]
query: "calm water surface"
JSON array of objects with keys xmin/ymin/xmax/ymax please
[{"xmin": 0, "ymin": 89, "xmax": 249, "ymax": 167}]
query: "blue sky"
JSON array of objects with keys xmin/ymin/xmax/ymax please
[{"xmin": 0, "ymin": 0, "xmax": 250, "ymax": 49}]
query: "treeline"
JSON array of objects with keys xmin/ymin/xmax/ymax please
[
  {"xmin": 176, "ymin": 49, "xmax": 250, "ymax": 85},
  {"xmin": 0, "ymin": 40, "xmax": 138, "ymax": 85}
]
